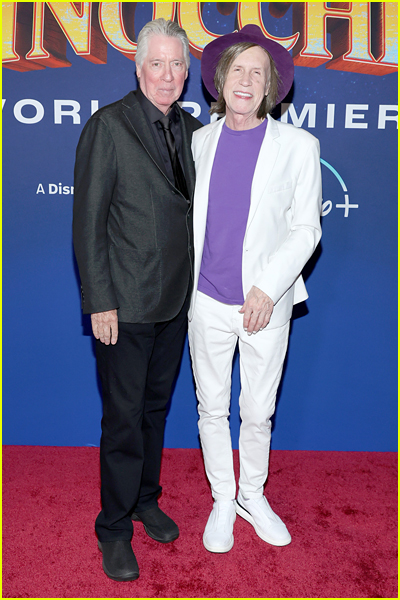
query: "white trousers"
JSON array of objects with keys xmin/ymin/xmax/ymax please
[{"xmin": 188, "ymin": 291, "xmax": 290, "ymax": 501}]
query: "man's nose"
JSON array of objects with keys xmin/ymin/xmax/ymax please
[
  {"xmin": 163, "ymin": 65, "xmax": 173, "ymax": 81},
  {"xmin": 239, "ymin": 71, "xmax": 251, "ymax": 86}
]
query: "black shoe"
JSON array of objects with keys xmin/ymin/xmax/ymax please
[
  {"xmin": 98, "ymin": 540, "xmax": 139, "ymax": 581},
  {"xmin": 131, "ymin": 506, "xmax": 179, "ymax": 543}
]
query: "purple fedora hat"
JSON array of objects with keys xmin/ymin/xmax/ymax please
[{"xmin": 201, "ymin": 24, "xmax": 294, "ymax": 105}]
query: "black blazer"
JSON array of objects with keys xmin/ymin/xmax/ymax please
[{"xmin": 73, "ymin": 90, "xmax": 202, "ymax": 323}]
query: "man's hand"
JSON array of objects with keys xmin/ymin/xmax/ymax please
[
  {"xmin": 91, "ymin": 309, "xmax": 118, "ymax": 345},
  {"xmin": 239, "ymin": 286, "xmax": 274, "ymax": 334}
]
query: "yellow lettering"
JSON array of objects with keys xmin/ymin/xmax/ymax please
[
  {"xmin": 2, "ymin": 2, "xmax": 45, "ymax": 71},
  {"xmin": 99, "ymin": 2, "xmax": 137, "ymax": 60},
  {"xmin": 152, "ymin": 2, "xmax": 176, "ymax": 22},
  {"xmin": 370, "ymin": 2, "xmax": 398, "ymax": 73},
  {"xmin": 2, "ymin": 2, "xmax": 19, "ymax": 62},
  {"xmin": 177, "ymin": 2, "xmax": 223, "ymax": 60},
  {"xmin": 292, "ymin": 2, "xmax": 333, "ymax": 66},
  {"xmin": 381, "ymin": 2, "xmax": 398, "ymax": 66},
  {"xmin": 27, "ymin": 2, "xmax": 106, "ymax": 67},
  {"xmin": 47, "ymin": 2, "xmax": 92, "ymax": 54},
  {"xmin": 293, "ymin": 2, "xmax": 398, "ymax": 74},
  {"xmin": 26, "ymin": 2, "xmax": 68, "ymax": 65},
  {"xmin": 238, "ymin": 2, "xmax": 299, "ymax": 50},
  {"xmin": 3, "ymin": 2, "xmax": 397, "ymax": 75},
  {"xmin": 340, "ymin": 3, "xmax": 371, "ymax": 63}
]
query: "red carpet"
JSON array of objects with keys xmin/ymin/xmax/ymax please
[{"xmin": 2, "ymin": 446, "xmax": 397, "ymax": 598}]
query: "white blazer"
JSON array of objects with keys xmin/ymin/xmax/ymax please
[{"xmin": 188, "ymin": 114, "xmax": 322, "ymax": 329}]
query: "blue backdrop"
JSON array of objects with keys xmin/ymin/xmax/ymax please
[{"xmin": 2, "ymin": 2, "xmax": 398, "ymax": 451}]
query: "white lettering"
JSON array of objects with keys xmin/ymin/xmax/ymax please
[
  {"xmin": 281, "ymin": 103, "xmax": 316, "ymax": 128},
  {"xmin": 378, "ymin": 105, "xmax": 398, "ymax": 129},
  {"xmin": 178, "ymin": 101, "xmax": 201, "ymax": 118},
  {"xmin": 326, "ymin": 104, "xmax": 335, "ymax": 128},
  {"xmin": 321, "ymin": 200, "xmax": 332, "ymax": 216},
  {"xmin": 41, "ymin": 183, "xmax": 74, "ymax": 195},
  {"xmin": 5, "ymin": 99, "xmax": 396, "ymax": 131},
  {"xmin": 14, "ymin": 99, "xmax": 44, "ymax": 124},
  {"xmin": 336, "ymin": 194, "xmax": 359, "ymax": 217},
  {"xmin": 345, "ymin": 104, "xmax": 368, "ymax": 129},
  {"xmin": 54, "ymin": 100, "xmax": 81, "ymax": 124}
]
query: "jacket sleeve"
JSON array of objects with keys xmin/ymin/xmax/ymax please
[
  {"xmin": 253, "ymin": 137, "xmax": 322, "ymax": 305},
  {"xmin": 72, "ymin": 116, "xmax": 119, "ymax": 314}
]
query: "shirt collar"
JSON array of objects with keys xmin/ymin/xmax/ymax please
[{"xmin": 136, "ymin": 87, "xmax": 179, "ymax": 124}]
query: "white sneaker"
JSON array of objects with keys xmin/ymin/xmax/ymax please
[
  {"xmin": 203, "ymin": 500, "xmax": 236, "ymax": 553},
  {"xmin": 236, "ymin": 490, "xmax": 291, "ymax": 546}
]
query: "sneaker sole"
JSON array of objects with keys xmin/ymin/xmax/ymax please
[
  {"xmin": 203, "ymin": 534, "xmax": 234, "ymax": 553},
  {"xmin": 235, "ymin": 503, "xmax": 291, "ymax": 547}
]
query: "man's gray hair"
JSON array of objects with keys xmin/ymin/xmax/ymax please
[{"xmin": 136, "ymin": 18, "xmax": 190, "ymax": 70}]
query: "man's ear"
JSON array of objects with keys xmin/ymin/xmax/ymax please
[{"xmin": 136, "ymin": 64, "xmax": 141, "ymax": 79}]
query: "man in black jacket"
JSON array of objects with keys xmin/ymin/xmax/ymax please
[{"xmin": 73, "ymin": 18, "xmax": 202, "ymax": 581}]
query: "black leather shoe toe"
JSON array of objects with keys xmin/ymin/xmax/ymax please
[
  {"xmin": 98, "ymin": 540, "xmax": 139, "ymax": 581},
  {"xmin": 132, "ymin": 506, "xmax": 179, "ymax": 543}
]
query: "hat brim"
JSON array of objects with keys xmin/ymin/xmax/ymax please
[{"xmin": 201, "ymin": 24, "xmax": 294, "ymax": 106}]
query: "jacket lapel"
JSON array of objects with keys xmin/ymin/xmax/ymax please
[
  {"xmin": 177, "ymin": 104, "xmax": 196, "ymax": 199},
  {"xmin": 246, "ymin": 114, "xmax": 281, "ymax": 231},
  {"xmin": 121, "ymin": 90, "xmax": 168, "ymax": 179},
  {"xmin": 193, "ymin": 117, "xmax": 225, "ymax": 258}
]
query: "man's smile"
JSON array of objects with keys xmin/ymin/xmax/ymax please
[{"xmin": 233, "ymin": 91, "xmax": 253, "ymax": 99}]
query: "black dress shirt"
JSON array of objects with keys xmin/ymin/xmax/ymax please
[{"xmin": 136, "ymin": 87, "xmax": 186, "ymax": 186}]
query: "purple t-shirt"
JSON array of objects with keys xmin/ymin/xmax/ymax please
[{"xmin": 198, "ymin": 119, "xmax": 267, "ymax": 304}]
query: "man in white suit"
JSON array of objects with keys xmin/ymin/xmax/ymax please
[{"xmin": 188, "ymin": 25, "xmax": 322, "ymax": 553}]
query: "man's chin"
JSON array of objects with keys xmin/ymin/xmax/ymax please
[{"xmin": 157, "ymin": 92, "xmax": 178, "ymax": 102}]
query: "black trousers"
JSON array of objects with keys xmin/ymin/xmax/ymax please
[{"xmin": 94, "ymin": 294, "xmax": 190, "ymax": 542}]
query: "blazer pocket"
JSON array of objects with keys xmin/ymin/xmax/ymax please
[
  {"xmin": 109, "ymin": 245, "xmax": 161, "ymax": 314},
  {"xmin": 267, "ymin": 180, "xmax": 293, "ymax": 194}
]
